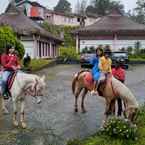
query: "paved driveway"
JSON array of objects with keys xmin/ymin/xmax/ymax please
[{"xmin": 0, "ymin": 64, "xmax": 145, "ymax": 145}]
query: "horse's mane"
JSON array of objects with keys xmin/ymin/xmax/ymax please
[
  {"xmin": 111, "ymin": 77, "xmax": 138, "ymax": 109},
  {"xmin": 12, "ymin": 72, "xmax": 45, "ymax": 92},
  {"xmin": 78, "ymin": 69, "xmax": 90, "ymax": 77},
  {"xmin": 17, "ymin": 72, "xmax": 39, "ymax": 81}
]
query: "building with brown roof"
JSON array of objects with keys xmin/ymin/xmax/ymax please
[
  {"xmin": 73, "ymin": 9, "xmax": 145, "ymax": 52},
  {"xmin": 44, "ymin": 9, "xmax": 99, "ymax": 27},
  {"xmin": 15, "ymin": 0, "xmax": 99, "ymax": 26},
  {"xmin": 0, "ymin": 2, "xmax": 62, "ymax": 58}
]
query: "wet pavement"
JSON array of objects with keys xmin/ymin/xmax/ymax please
[{"xmin": 0, "ymin": 64, "xmax": 145, "ymax": 145}]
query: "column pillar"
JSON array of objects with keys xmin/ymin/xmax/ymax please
[
  {"xmin": 41, "ymin": 42, "xmax": 43, "ymax": 58},
  {"xmin": 50, "ymin": 42, "xmax": 52, "ymax": 58},
  {"xmin": 113, "ymin": 33, "xmax": 117, "ymax": 51},
  {"xmin": 76, "ymin": 34, "xmax": 79, "ymax": 53}
]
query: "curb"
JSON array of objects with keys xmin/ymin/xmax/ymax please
[{"xmin": 129, "ymin": 60, "xmax": 145, "ymax": 64}]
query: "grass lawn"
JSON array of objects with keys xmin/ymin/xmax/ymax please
[
  {"xmin": 22, "ymin": 59, "xmax": 55, "ymax": 72},
  {"xmin": 129, "ymin": 55, "xmax": 145, "ymax": 61},
  {"xmin": 67, "ymin": 105, "xmax": 145, "ymax": 145},
  {"xmin": 129, "ymin": 58, "xmax": 145, "ymax": 61}
]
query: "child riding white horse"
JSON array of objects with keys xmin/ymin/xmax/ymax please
[{"xmin": 1, "ymin": 71, "xmax": 46, "ymax": 128}]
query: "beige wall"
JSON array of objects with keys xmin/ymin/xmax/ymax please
[
  {"xmin": 79, "ymin": 39, "xmax": 145, "ymax": 52},
  {"xmin": 21, "ymin": 36, "xmax": 58, "ymax": 59},
  {"xmin": 45, "ymin": 11, "xmax": 98, "ymax": 26}
]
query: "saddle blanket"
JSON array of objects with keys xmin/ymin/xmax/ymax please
[{"xmin": 83, "ymin": 72, "xmax": 94, "ymax": 89}]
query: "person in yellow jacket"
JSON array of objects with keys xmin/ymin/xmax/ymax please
[
  {"xmin": 98, "ymin": 50, "xmax": 112, "ymax": 87},
  {"xmin": 91, "ymin": 49, "xmax": 112, "ymax": 95},
  {"xmin": 99, "ymin": 52, "xmax": 112, "ymax": 73}
]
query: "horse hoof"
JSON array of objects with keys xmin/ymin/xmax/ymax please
[
  {"xmin": 2, "ymin": 108, "xmax": 9, "ymax": 115},
  {"xmin": 13, "ymin": 121, "xmax": 19, "ymax": 127},
  {"xmin": 82, "ymin": 110, "xmax": 87, "ymax": 113},
  {"xmin": 21, "ymin": 122, "xmax": 27, "ymax": 129},
  {"xmin": 36, "ymin": 97, "xmax": 42, "ymax": 104},
  {"xmin": 74, "ymin": 108, "xmax": 78, "ymax": 112}
]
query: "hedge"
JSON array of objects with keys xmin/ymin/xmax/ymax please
[{"xmin": 67, "ymin": 105, "xmax": 145, "ymax": 145}]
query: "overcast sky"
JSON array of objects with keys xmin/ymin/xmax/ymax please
[{"xmin": 0, "ymin": 0, "xmax": 137, "ymax": 14}]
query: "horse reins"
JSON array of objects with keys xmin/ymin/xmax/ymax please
[{"xmin": 24, "ymin": 80, "xmax": 39, "ymax": 98}]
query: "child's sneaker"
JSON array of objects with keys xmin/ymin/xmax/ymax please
[
  {"xmin": 90, "ymin": 90, "xmax": 98, "ymax": 96},
  {"xmin": 3, "ymin": 93, "xmax": 9, "ymax": 100}
]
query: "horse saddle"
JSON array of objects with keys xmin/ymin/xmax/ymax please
[{"xmin": 83, "ymin": 71, "xmax": 111, "ymax": 94}]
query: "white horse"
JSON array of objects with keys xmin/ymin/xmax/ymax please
[{"xmin": 1, "ymin": 72, "xmax": 46, "ymax": 128}]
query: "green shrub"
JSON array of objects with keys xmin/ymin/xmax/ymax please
[
  {"xmin": 139, "ymin": 54, "xmax": 145, "ymax": 59},
  {"xmin": 59, "ymin": 47, "xmax": 79, "ymax": 61},
  {"xmin": 135, "ymin": 105, "xmax": 145, "ymax": 126},
  {"xmin": 140, "ymin": 49, "xmax": 145, "ymax": 54},
  {"xmin": 67, "ymin": 104, "xmax": 145, "ymax": 145},
  {"xmin": 42, "ymin": 22, "xmax": 78, "ymax": 47},
  {"xmin": 127, "ymin": 46, "xmax": 133, "ymax": 54},
  {"xmin": 89, "ymin": 46, "xmax": 96, "ymax": 53},
  {"xmin": 0, "ymin": 26, "xmax": 25, "ymax": 58},
  {"xmin": 82, "ymin": 47, "xmax": 88, "ymax": 53},
  {"xmin": 100, "ymin": 117, "xmax": 138, "ymax": 140},
  {"xmin": 15, "ymin": 40, "xmax": 25, "ymax": 58},
  {"xmin": 129, "ymin": 54, "xmax": 145, "ymax": 60},
  {"xmin": 29, "ymin": 59, "xmax": 52, "ymax": 71},
  {"xmin": 81, "ymin": 46, "xmax": 96, "ymax": 54},
  {"xmin": 67, "ymin": 139, "xmax": 82, "ymax": 145}
]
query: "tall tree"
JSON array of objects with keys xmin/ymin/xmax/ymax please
[
  {"xmin": 109, "ymin": 1, "xmax": 124, "ymax": 14},
  {"xmin": 134, "ymin": 0, "xmax": 145, "ymax": 24},
  {"xmin": 75, "ymin": 0, "xmax": 81, "ymax": 14},
  {"xmin": 80, "ymin": 0, "xmax": 88, "ymax": 15},
  {"xmin": 54, "ymin": 0, "xmax": 72, "ymax": 13},
  {"xmin": 86, "ymin": 0, "xmax": 124, "ymax": 16},
  {"xmin": 0, "ymin": 26, "xmax": 24, "ymax": 58},
  {"xmin": 86, "ymin": 5, "xmax": 97, "ymax": 15},
  {"xmin": 75, "ymin": 0, "xmax": 88, "ymax": 15},
  {"xmin": 93, "ymin": 0, "xmax": 111, "ymax": 15}
]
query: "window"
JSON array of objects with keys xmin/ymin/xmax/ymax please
[
  {"xmin": 39, "ymin": 41, "xmax": 41, "ymax": 57},
  {"xmin": 112, "ymin": 53, "xmax": 127, "ymax": 57}
]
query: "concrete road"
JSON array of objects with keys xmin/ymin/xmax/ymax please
[{"xmin": 0, "ymin": 64, "xmax": 145, "ymax": 145}]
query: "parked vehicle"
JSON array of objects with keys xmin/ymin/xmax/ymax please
[
  {"xmin": 80, "ymin": 52, "xmax": 96, "ymax": 68},
  {"xmin": 80, "ymin": 51, "xmax": 129, "ymax": 69},
  {"xmin": 111, "ymin": 51, "xmax": 129, "ymax": 69}
]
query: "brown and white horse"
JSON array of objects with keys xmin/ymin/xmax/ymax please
[{"xmin": 72, "ymin": 70, "xmax": 138, "ymax": 122}]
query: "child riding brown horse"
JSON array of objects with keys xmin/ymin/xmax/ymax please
[{"xmin": 72, "ymin": 70, "xmax": 138, "ymax": 122}]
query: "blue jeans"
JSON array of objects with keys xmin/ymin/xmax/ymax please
[{"xmin": 1, "ymin": 71, "xmax": 11, "ymax": 95}]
